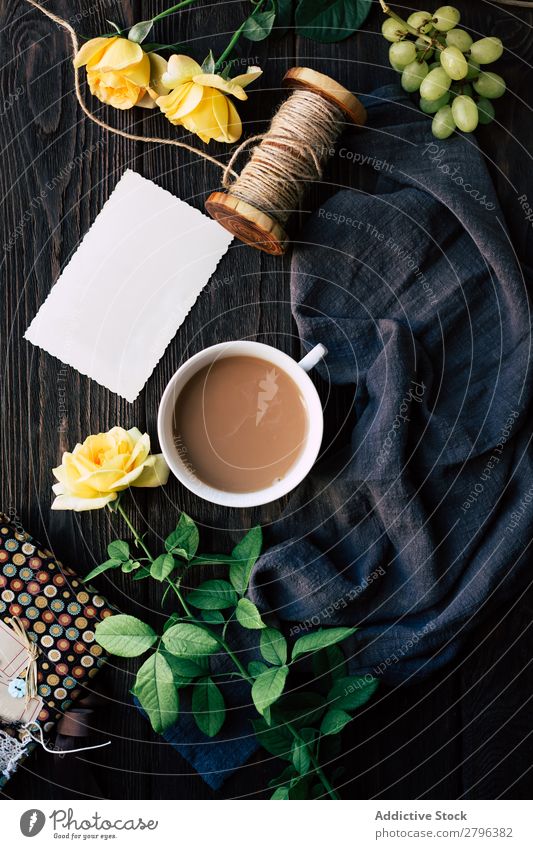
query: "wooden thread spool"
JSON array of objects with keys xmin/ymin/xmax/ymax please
[{"xmin": 205, "ymin": 67, "xmax": 366, "ymax": 256}]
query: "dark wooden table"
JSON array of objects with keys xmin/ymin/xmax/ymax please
[{"xmin": 2, "ymin": 0, "xmax": 533, "ymax": 800}]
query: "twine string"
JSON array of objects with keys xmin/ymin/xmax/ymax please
[
  {"xmin": 223, "ymin": 89, "xmax": 344, "ymax": 225},
  {"xmin": 24, "ymin": 0, "xmax": 236, "ymax": 177},
  {"xmin": 6, "ymin": 616, "xmax": 40, "ymax": 700}
]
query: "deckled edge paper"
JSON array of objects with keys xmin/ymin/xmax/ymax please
[{"xmin": 24, "ymin": 169, "xmax": 233, "ymax": 402}]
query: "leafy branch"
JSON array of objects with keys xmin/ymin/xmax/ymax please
[{"xmin": 89, "ymin": 508, "xmax": 377, "ymax": 800}]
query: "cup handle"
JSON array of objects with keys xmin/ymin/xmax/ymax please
[{"xmin": 298, "ymin": 343, "xmax": 328, "ymax": 373}]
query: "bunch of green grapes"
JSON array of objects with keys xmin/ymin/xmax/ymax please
[{"xmin": 381, "ymin": 5, "xmax": 505, "ymax": 138}]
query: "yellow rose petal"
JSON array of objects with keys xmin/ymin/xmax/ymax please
[
  {"xmin": 148, "ymin": 53, "xmax": 171, "ymax": 96},
  {"xmin": 132, "ymin": 454, "xmax": 170, "ymax": 488},
  {"xmin": 121, "ymin": 53, "xmax": 150, "ymax": 87},
  {"xmin": 192, "ymin": 74, "xmax": 248, "ymax": 101},
  {"xmin": 162, "ymin": 54, "xmax": 202, "ymax": 88},
  {"xmin": 92, "ymin": 37, "xmax": 144, "ymax": 72},
  {"xmin": 52, "ymin": 492, "xmax": 117, "ymax": 512},
  {"xmin": 231, "ymin": 67, "xmax": 263, "ymax": 88},
  {"xmin": 73, "ymin": 37, "xmax": 116, "ymax": 69}
]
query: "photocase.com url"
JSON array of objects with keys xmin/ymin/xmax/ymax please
[{"xmin": 375, "ymin": 827, "xmax": 513, "ymax": 840}]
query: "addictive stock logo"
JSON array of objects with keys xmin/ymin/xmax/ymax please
[{"xmin": 20, "ymin": 810, "xmax": 46, "ymax": 837}]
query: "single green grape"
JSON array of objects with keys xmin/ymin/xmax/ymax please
[
  {"xmin": 382, "ymin": 17, "xmax": 409, "ymax": 43},
  {"xmin": 476, "ymin": 97, "xmax": 495, "ymax": 124},
  {"xmin": 401, "ymin": 60, "xmax": 429, "ymax": 92},
  {"xmin": 432, "ymin": 105, "xmax": 456, "ymax": 138},
  {"xmin": 470, "ymin": 37, "xmax": 504, "ymax": 65},
  {"xmin": 473, "ymin": 71, "xmax": 506, "ymax": 98},
  {"xmin": 451, "ymin": 94, "xmax": 479, "ymax": 132},
  {"xmin": 419, "ymin": 91, "xmax": 450, "ymax": 113},
  {"xmin": 407, "ymin": 11, "xmax": 434, "ymax": 33},
  {"xmin": 465, "ymin": 59, "xmax": 481, "ymax": 81},
  {"xmin": 445, "ymin": 28, "xmax": 473, "ymax": 52},
  {"xmin": 389, "ymin": 40, "xmax": 418, "ymax": 70},
  {"xmin": 440, "ymin": 45, "xmax": 468, "ymax": 80},
  {"xmin": 420, "ymin": 66, "xmax": 452, "ymax": 100},
  {"xmin": 390, "ymin": 60, "xmax": 405, "ymax": 72},
  {"xmin": 433, "ymin": 5, "xmax": 461, "ymax": 32}
]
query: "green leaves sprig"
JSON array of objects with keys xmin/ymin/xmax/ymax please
[{"xmin": 91, "ymin": 510, "xmax": 377, "ymax": 799}]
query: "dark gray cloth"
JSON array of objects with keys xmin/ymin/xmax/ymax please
[
  {"xmin": 161, "ymin": 85, "xmax": 533, "ymax": 786},
  {"xmin": 250, "ymin": 85, "xmax": 533, "ymax": 683}
]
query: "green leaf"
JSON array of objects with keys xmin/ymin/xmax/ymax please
[
  {"xmin": 150, "ymin": 553, "xmax": 176, "ymax": 582},
  {"xmin": 188, "ymin": 580, "xmax": 237, "ymax": 610},
  {"xmin": 274, "ymin": 692, "xmax": 326, "ymax": 728},
  {"xmin": 292, "ymin": 737, "xmax": 311, "ymax": 774},
  {"xmin": 84, "ymin": 559, "xmax": 121, "ymax": 582},
  {"xmin": 200, "ymin": 610, "xmax": 225, "ymax": 625},
  {"xmin": 192, "ymin": 676, "xmax": 226, "ymax": 737},
  {"xmin": 95, "ymin": 614, "xmax": 157, "ymax": 658},
  {"xmin": 243, "ymin": 8, "xmax": 276, "ymax": 41},
  {"xmin": 106, "ymin": 19, "xmax": 122, "ymax": 34},
  {"xmin": 229, "ymin": 526, "xmax": 262, "ymax": 595},
  {"xmin": 128, "ymin": 19, "xmax": 154, "ymax": 43},
  {"xmin": 201, "ymin": 49, "xmax": 216, "ymax": 73},
  {"xmin": 162, "ymin": 623, "xmax": 219, "ymax": 658},
  {"xmin": 235, "ymin": 598, "xmax": 266, "ymax": 630},
  {"xmin": 295, "ymin": 0, "xmax": 371, "ymax": 43},
  {"xmin": 121, "ymin": 560, "xmax": 141, "ymax": 573},
  {"xmin": 132, "ymin": 566, "xmax": 151, "ymax": 581},
  {"xmin": 251, "ymin": 665, "xmax": 289, "ymax": 715},
  {"xmin": 320, "ymin": 708, "xmax": 352, "ymax": 736},
  {"xmin": 288, "ymin": 774, "xmax": 313, "ymax": 799},
  {"xmin": 160, "ymin": 648, "xmax": 208, "ymax": 680},
  {"xmin": 260, "ymin": 628, "xmax": 287, "ymax": 665},
  {"xmin": 252, "ymin": 718, "xmax": 293, "ymax": 760},
  {"xmin": 248, "ymin": 660, "xmax": 269, "ymax": 678},
  {"xmin": 292, "ymin": 626, "xmax": 357, "ymax": 660},
  {"xmin": 312, "ymin": 644, "xmax": 347, "ymax": 686},
  {"xmin": 271, "ymin": 786, "xmax": 290, "ymax": 799},
  {"xmin": 107, "ymin": 540, "xmax": 130, "ymax": 561},
  {"xmin": 328, "ymin": 675, "xmax": 378, "ymax": 711},
  {"xmin": 165, "ymin": 513, "xmax": 199, "ymax": 560},
  {"xmin": 133, "ymin": 652, "xmax": 179, "ymax": 733}
]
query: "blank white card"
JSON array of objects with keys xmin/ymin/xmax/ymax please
[{"xmin": 25, "ymin": 169, "xmax": 233, "ymax": 402}]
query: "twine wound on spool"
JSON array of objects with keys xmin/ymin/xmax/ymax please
[{"xmin": 207, "ymin": 68, "xmax": 367, "ymax": 255}]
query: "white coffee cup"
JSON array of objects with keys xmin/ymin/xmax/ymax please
[{"xmin": 157, "ymin": 340, "xmax": 326, "ymax": 507}]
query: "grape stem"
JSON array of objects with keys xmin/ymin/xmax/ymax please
[{"xmin": 379, "ymin": 0, "xmax": 443, "ymax": 51}]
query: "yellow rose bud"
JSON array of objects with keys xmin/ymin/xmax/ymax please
[
  {"xmin": 156, "ymin": 55, "xmax": 262, "ymax": 143},
  {"xmin": 52, "ymin": 427, "xmax": 170, "ymax": 511},
  {"xmin": 74, "ymin": 36, "xmax": 168, "ymax": 110}
]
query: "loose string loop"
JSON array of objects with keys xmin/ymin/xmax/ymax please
[{"xmin": 24, "ymin": 722, "xmax": 112, "ymax": 756}]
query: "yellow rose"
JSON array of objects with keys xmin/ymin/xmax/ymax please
[
  {"xmin": 74, "ymin": 36, "xmax": 169, "ymax": 110},
  {"xmin": 52, "ymin": 427, "xmax": 170, "ymax": 511},
  {"xmin": 156, "ymin": 55, "xmax": 262, "ymax": 143}
]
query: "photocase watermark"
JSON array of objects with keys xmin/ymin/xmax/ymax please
[
  {"xmin": 3, "ymin": 139, "xmax": 105, "ymax": 253},
  {"xmin": 376, "ymin": 379, "xmax": 426, "ymax": 467},
  {"xmin": 56, "ymin": 0, "xmax": 116, "ymax": 29},
  {"xmin": 289, "ymin": 566, "xmax": 386, "ymax": 637},
  {"xmin": 256, "ymin": 367, "xmax": 279, "ymax": 425},
  {"xmin": 421, "ymin": 143, "xmax": 496, "ymax": 211},
  {"xmin": 461, "ymin": 410, "xmax": 519, "ymax": 513},
  {"xmin": 504, "ymin": 482, "xmax": 533, "ymax": 535},
  {"xmin": 0, "ymin": 84, "xmax": 25, "ymax": 118},
  {"xmin": 20, "ymin": 809, "xmax": 46, "ymax": 837},
  {"xmin": 338, "ymin": 148, "xmax": 394, "ymax": 173}
]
